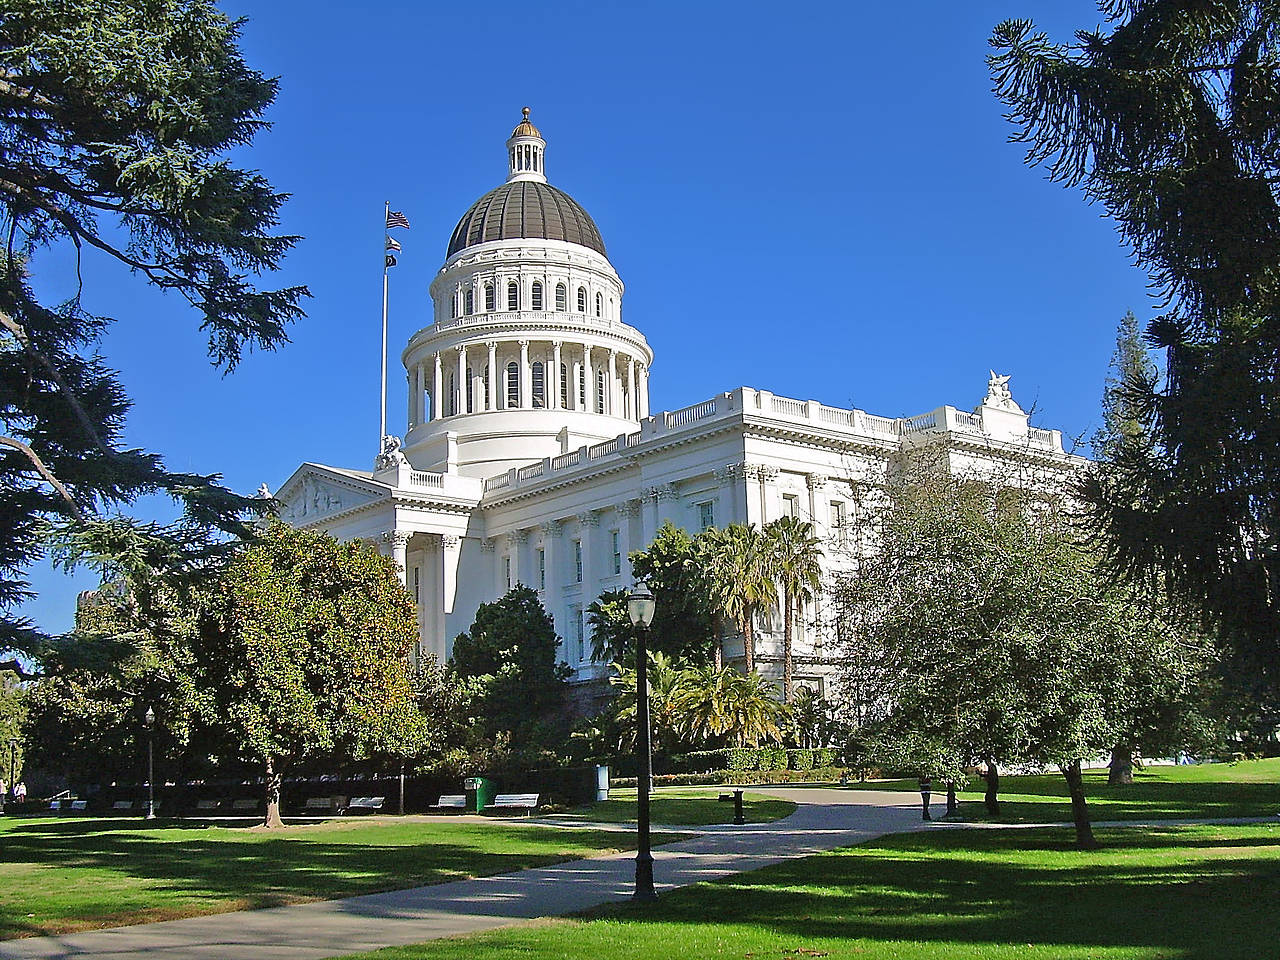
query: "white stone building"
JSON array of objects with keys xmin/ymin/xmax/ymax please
[{"xmin": 275, "ymin": 110, "xmax": 1084, "ymax": 702}]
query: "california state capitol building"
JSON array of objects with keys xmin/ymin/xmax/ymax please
[{"xmin": 274, "ymin": 109, "xmax": 1084, "ymax": 704}]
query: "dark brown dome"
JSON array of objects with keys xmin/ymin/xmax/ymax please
[{"xmin": 446, "ymin": 181, "xmax": 607, "ymax": 258}]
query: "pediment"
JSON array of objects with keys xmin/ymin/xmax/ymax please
[{"xmin": 275, "ymin": 464, "xmax": 388, "ymax": 524}]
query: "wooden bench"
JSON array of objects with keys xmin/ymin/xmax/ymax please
[
  {"xmin": 195, "ymin": 799, "xmax": 222, "ymax": 813},
  {"xmin": 231, "ymin": 798, "xmax": 260, "ymax": 813},
  {"xmin": 346, "ymin": 796, "xmax": 385, "ymax": 814},
  {"xmin": 302, "ymin": 796, "xmax": 346, "ymax": 815},
  {"xmin": 430, "ymin": 794, "xmax": 466, "ymax": 812},
  {"xmin": 487, "ymin": 793, "xmax": 540, "ymax": 816},
  {"xmin": 51, "ymin": 799, "xmax": 88, "ymax": 814},
  {"xmin": 112, "ymin": 800, "xmax": 136, "ymax": 812}
]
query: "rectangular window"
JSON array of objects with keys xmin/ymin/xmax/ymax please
[
  {"xmin": 610, "ymin": 530, "xmax": 621, "ymax": 576},
  {"xmin": 572, "ymin": 605, "xmax": 585, "ymax": 662},
  {"xmin": 783, "ymin": 494, "xmax": 800, "ymax": 518},
  {"xmin": 538, "ymin": 548, "xmax": 546, "ymax": 590},
  {"xmin": 573, "ymin": 540, "xmax": 583, "ymax": 583},
  {"xmin": 831, "ymin": 500, "xmax": 846, "ymax": 541},
  {"xmin": 413, "ymin": 566, "xmax": 420, "ymax": 603},
  {"xmin": 484, "ymin": 284, "xmax": 495, "ymax": 311},
  {"xmin": 578, "ymin": 366, "xmax": 586, "ymax": 408},
  {"xmin": 698, "ymin": 501, "xmax": 714, "ymax": 530},
  {"xmin": 507, "ymin": 283, "xmax": 519, "ymax": 311},
  {"xmin": 504, "ymin": 556, "xmax": 511, "ymax": 591}
]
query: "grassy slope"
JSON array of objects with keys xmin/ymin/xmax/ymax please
[
  {"xmin": 570, "ymin": 789, "xmax": 797, "ymax": 826},
  {"xmin": 342, "ymin": 823, "xmax": 1280, "ymax": 960},
  {"xmin": 0, "ymin": 816, "xmax": 685, "ymax": 939}
]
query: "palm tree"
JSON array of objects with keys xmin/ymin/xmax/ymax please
[
  {"xmin": 763, "ymin": 516, "xmax": 824, "ymax": 702},
  {"xmin": 701, "ymin": 523, "xmax": 776, "ymax": 673},
  {"xmin": 609, "ymin": 651, "xmax": 690, "ymax": 755},
  {"xmin": 677, "ymin": 666, "xmax": 789, "ymax": 747}
]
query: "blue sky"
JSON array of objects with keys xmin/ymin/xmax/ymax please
[{"xmin": 22, "ymin": 1, "xmax": 1151, "ymax": 632}]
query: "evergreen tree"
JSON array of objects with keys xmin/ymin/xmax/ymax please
[
  {"xmin": 628, "ymin": 521, "xmax": 718, "ymax": 667},
  {"xmin": 0, "ymin": 0, "xmax": 307, "ymax": 675}
]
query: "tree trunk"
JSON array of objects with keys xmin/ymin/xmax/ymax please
[
  {"xmin": 743, "ymin": 611, "xmax": 755, "ymax": 674},
  {"xmin": 782, "ymin": 589, "xmax": 793, "ymax": 702},
  {"xmin": 1108, "ymin": 744, "xmax": 1134, "ymax": 785},
  {"xmin": 983, "ymin": 759, "xmax": 1001, "ymax": 816},
  {"xmin": 263, "ymin": 757, "xmax": 285, "ymax": 829},
  {"xmin": 946, "ymin": 783, "xmax": 958, "ymax": 816},
  {"xmin": 1062, "ymin": 759, "xmax": 1098, "ymax": 850},
  {"xmin": 714, "ymin": 636, "xmax": 723, "ymax": 671}
]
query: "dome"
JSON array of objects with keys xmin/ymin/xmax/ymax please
[
  {"xmin": 511, "ymin": 106, "xmax": 541, "ymax": 139},
  {"xmin": 446, "ymin": 180, "xmax": 608, "ymax": 258}
]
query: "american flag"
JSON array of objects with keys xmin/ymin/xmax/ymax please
[
  {"xmin": 385, "ymin": 235, "xmax": 401, "ymax": 252},
  {"xmin": 386, "ymin": 209, "xmax": 410, "ymax": 230}
]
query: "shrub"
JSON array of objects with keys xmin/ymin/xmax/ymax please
[
  {"xmin": 814, "ymin": 747, "xmax": 838, "ymax": 767},
  {"xmin": 726, "ymin": 748, "xmax": 760, "ymax": 771},
  {"xmin": 759, "ymin": 746, "xmax": 788, "ymax": 771},
  {"xmin": 789, "ymin": 749, "xmax": 814, "ymax": 772},
  {"xmin": 611, "ymin": 767, "xmax": 848, "ymax": 788}
]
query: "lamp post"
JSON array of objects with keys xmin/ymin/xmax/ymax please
[
  {"xmin": 143, "ymin": 706, "xmax": 156, "ymax": 820},
  {"xmin": 627, "ymin": 584, "xmax": 657, "ymax": 902},
  {"xmin": 5, "ymin": 737, "xmax": 15, "ymax": 812}
]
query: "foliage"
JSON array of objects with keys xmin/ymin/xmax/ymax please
[
  {"xmin": 586, "ymin": 589, "xmax": 632, "ymax": 664},
  {"xmin": 450, "ymin": 585, "xmax": 570, "ymax": 754},
  {"xmin": 989, "ymin": 4, "xmax": 1280, "ymax": 678},
  {"xmin": 698, "ymin": 523, "xmax": 776, "ymax": 672},
  {"xmin": 761, "ymin": 517, "xmax": 823, "ymax": 701},
  {"xmin": 628, "ymin": 522, "xmax": 718, "ymax": 666},
  {"xmin": 0, "ymin": 0, "xmax": 307, "ymax": 673}
]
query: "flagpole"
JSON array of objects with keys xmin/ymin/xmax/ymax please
[{"xmin": 380, "ymin": 200, "xmax": 389, "ymax": 446}]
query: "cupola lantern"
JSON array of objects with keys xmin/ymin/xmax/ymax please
[{"xmin": 506, "ymin": 107, "xmax": 547, "ymax": 184}]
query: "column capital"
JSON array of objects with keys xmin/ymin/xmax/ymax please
[
  {"xmin": 576, "ymin": 511, "xmax": 600, "ymax": 527},
  {"xmin": 456, "ymin": 344, "xmax": 467, "ymax": 354},
  {"xmin": 715, "ymin": 464, "xmax": 744, "ymax": 483},
  {"xmin": 440, "ymin": 534, "xmax": 462, "ymax": 549},
  {"xmin": 806, "ymin": 473, "xmax": 829, "ymax": 491},
  {"xmin": 518, "ymin": 338, "xmax": 530, "ymax": 348},
  {"xmin": 511, "ymin": 528, "xmax": 531, "ymax": 544},
  {"xmin": 382, "ymin": 530, "xmax": 412, "ymax": 548},
  {"xmin": 540, "ymin": 520, "xmax": 563, "ymax": 538},
  {"xmin": 617, "ymin": 499, "xmax": 642, "ymax": 518},
  {"xmin": 479, "ymin": 538, "xmax": 497, "ymax": 553},
  {"xmin": 486, "ymin": 339, "xmax": 498, "ymax": 349}
]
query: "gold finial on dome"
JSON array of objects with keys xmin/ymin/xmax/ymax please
[{"xmin": 511, "ymin": 106, "xmax": 542, "ymax": 139}]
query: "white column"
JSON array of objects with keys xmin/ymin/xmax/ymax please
[
  {"xmin": 640, "ymin": 364, "xmax": 650, "ymax": 418},
  {"xmin": 542, "ymin": 522, "xmax": 562, "ymax": 634},
  {"xmin": 407, "ymin": 370, "xmax": 415, "ymax": 427},
  {"xmin": 510, "ymin": 530, "xmax": 527, "ymax": 585},
  {"xmin": 583, "ymin": 344, "xmax": 595, "ymax": 413},
  {"xmin": 456, "ymin": 345, "xmax": 466, "ymax": 416},
  {"xmin": 607, "ymin": 349, "xmax": 618, "ymax": 416},
  {"xmin": 642, "ymin": 488, "xmax": 659, "ymax": 547},
  {"xmin": 551, "ymin": 341, "xmax": 562, "ymax": 410},
  {"xmin": 577, "ymin": 512, "xmax": 598, "ymax": 609},
  {"xmin": 432, "ymin": 353, "xmax": 443, "ymax": 421},
  {"xmin": 440, "ymin": 535, "xmax": 461, "ymax": 621},
  {"xmin": 618, "ymin": 500, "xmax": 638, "ymax": 582},
  {"xmin": 571, "ymin": 357, "xmax": 582, "ymax": 411},
  {"xmin": 388, "ymin": 531, "xmax": 410, "ymax": 587},
  {"xmin": 487, "ymin": 341, "xmax": 498, "ymax": 411},
  {"xmin": 416, "ymin": 363, "xmax": 426, "ymax": 426},
  {"xmin": 626, "ymin": 358, "xmax": 636, "ymax": 420},
  {"xmin": 519, "ymin": 339, "xmax": 530, "ymax": 409}
]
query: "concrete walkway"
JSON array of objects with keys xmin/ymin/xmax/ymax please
[{"xmin": 0, "ymin": 788, "xmax": 926, "ymax": 960}]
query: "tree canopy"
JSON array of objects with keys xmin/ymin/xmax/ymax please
[
  {"xmin": 0, "ymin": 0, "xmax": 307, "ymax": 673},
  {"xmin": 989, "ymin": 3, "xmax": 1280, "ymax": 674}
]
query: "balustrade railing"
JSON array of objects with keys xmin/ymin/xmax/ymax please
[
  {"xmin": 517, "ymin": 462, "xmax": 545, "ymax": 481},
  {"xmin": 664, "ymin": 397, "xmax": 718, "ymax": 428},
  {"xmin": 902, "ymin": 412, "xmax": 938, "ymax": 433},
  {"xmin": 408, "ymin": 470, "xmax": 445, "ymax": 488},
  {"xmin": 551, "ymin": 450, "xmax": 581, "ymax": 470}
]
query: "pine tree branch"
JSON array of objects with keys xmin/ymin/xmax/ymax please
[
  {"xmin": 0, "ymin": 658, "xmax": 37, "ymax": 679},
  {"xmin": 0, "ymin": 435, "xmax": 85, "ymax": 520}
]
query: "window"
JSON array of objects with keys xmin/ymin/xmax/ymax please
[
  {"xmin": 504, "ymin": 556, "xmax": 511, "ymax": 591},
  {"xmin": 577, "ymin": 286, "xmax": 587, "ymax": 312},
  {"xmin": 538, "ymin": 548, "xmax": 546, "ymax": 590},
  {"xmin": 413, "ymin": 566, "xmax": 420, "ymax": 603},
  {"xmin": 555, "ymin": 283, "xmax": 567, "ymax": 311},
  {"xmin": 610, "ymin": 530, "xmax": 621, "ymax": 575},
  {"xmin": 595, "ymin": 292, "xmax": 603, "ymax": 317},
  {"xmin": 532, "ymin": 361, "xmax": 545, "ymax": 408},
  {"xmin": 596, "ymin": 369, "xmax": 606, "ymax": 413},
  {"xmin": 831, "ymin": 500, "xmax": 847, "ymax": 541},
  {"xmin": 483, "ymin": 363, "xmax": 490, "ymax": 410},
  {"xmin": 560, "ymin": 362, "xmax": 569, "ymax": 408},
  {"xmin": 698, "ymin": 501, "xmax": 714, "ymax": 530},
  {"xmin": 465, "ymin": 366, "xmax": 474, "ymax": 414},
  {"xmin": 464, "ymin": 288, "xmax": 474, "ymax": 314},
  {"xmin": 507, "ymin": 281, "xmax": 519, "ymax": 311},
  {"xmin": 783, "ymin": 494, "xmax": 800, "ymax": 518},
  {"xmin": 578, "ymin": 365, "xmax": 586, "ymax": 409},
  {"xmin": 447, "ymin": 372, "xmax": 456, "ymax": 417},
  {"xmin": 484, "ymin": 283, "xmax": 495, "ymax": 311},
  {"xmin": 572, "ymin": 605, "xmax": 585, "ymax": 662},
  {"xmin": 573, "ymin": 540, "xmax": 583, "ymax": 583},
  {"xmin": 450, "ymin": 293, "xmax": 458, "ymax": 319},
  {"xmin": 531, "ymin": 281, "xmax": 543, "ymax": 311},
  {"xmin": 506, "ymin": 361, "xmax": 519, "ymax": 408}
]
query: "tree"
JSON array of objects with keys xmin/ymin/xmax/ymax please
[
  {"xmin": 628, "ymin": 521, "xmax": 718, "ymax": 667},
  {"xmin": 699, "ymin": 523, "xmax": 776, "ymax": 673},
  {"xmin": 763, "ymin": 517, "xmax": 823, "ymax": 702},
  {"xmin": 608, "ymin": 651, "xmax": 691, "ymax": 755},
  {"xmin": 679, "ymin": 666, "xmax": 790, "ymax": 747},
  {"xmin": 450, "ymin": 585, "xmax": 570, "ymax": 754},
  {"xmin": 989, "ymin": 5, "xmax": 1280, "ymax": 673},
  {"xmin": 587, "ymin": 589, "xmax": 633, "ymax": 664},
  {"xmin": 193, "ymin": 525, "xmax": 424, "ymax": 827},
  {"xmin": 0, "ymin": 0, "xmax": 307, "ymax": 675}
]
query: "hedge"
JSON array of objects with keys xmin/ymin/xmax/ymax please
[{"xmin": 612, "ymin": 767, "xmax": 848, "ymax": 788}]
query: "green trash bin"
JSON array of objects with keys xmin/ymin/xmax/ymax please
[{"xmin": 463, "ymin": 777, "xmax": 497, "ymax": 812}]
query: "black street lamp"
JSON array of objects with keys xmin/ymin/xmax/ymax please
[
  {"xmin": 627, "ymin": 584, "xmax": 657, "ymax": 902},
  {"xmin": 143, "ymin": 706, "xmax": 156, "ymax": 820}
]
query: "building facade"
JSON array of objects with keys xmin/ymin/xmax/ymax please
[{"xmin": 275, "ymin": 111, "xmax": 1085, "ymax": 700}]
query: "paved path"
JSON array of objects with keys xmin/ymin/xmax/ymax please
[{"xmin": 0, "ymin": 788, "xmax": 926, "ymax": 960}]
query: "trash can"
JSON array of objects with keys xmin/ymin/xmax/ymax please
[
  {"xmin": 595, "ymin": 765, "xmax": 610, "ymax": 802},
  {"xmin": 463, "ymin": 776, "xmax": 497, "ymax": 813}
]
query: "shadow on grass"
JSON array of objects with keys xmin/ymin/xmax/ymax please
[
  {"xmin": 0, "ymin": 818, "xmax": 653, "ymax": 939},
  {"xmin": 580, "ymin": 825, "xmax": 1280, "ymax": 960}
]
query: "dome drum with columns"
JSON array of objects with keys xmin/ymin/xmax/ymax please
[{"xmin": 273, "ymin": 109, "xmax": 1085, "ymax": 704}]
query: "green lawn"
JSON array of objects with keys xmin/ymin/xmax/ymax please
[
  {"xmin": 0, "ymin": 816, "xmax": 686, "ymax": 939},
  {"xmin": 341, "ymin": 822, "xmax": 1280, "ymax": 960},
  {"xmin": 846, "ymin": 759, "xmax": 1280, "ymax": 822},
  {"xmin": 569, "ymin": 788, "xmax": 797, "ymax": 826}
]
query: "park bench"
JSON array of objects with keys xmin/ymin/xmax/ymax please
[
  {"xmin": 487, "ymin": 793, "xmax": 540, "ymax": 816},
  {"xmin": 302, "ymin": 796, "xmax": 346, "ymax": 815},
  {"xmin": 112, "ymin": 800, "xmax": 136, "ymax": 812},
  {"xmin": 51, "ymin": 799, "xmax": 88, "ymax": 814},
  {"xmin": 231, "ymin": 798, "xmax": 260, "ymax": 813},
  {"xmin": 346, "ymin": 796, "xmax": 385, "ymax": 814},
  {"xmin": 195, "ymin": 799, "xmax": 222, "ymax": 813},
  {"xmin": 430, "ymin": 794, "xmax": 466, "ymax": 812}
]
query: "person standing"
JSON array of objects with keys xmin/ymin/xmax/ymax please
[
  {"xmin": 14, "ymin": 782, "xmax": 25, "ymax": 804},
  {"xmin": 918, "ymin": 775, "xmax": 932, "ymax": 821}
]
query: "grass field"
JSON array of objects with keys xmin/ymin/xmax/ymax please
[
  {"xmin": 340, "ymin": 822, "xmax": 1280, "ymax": 960},
  {"xmin": 0, "ymin": 816, "xmax": 686, "ymax": 939},
  {"xmin": 846, "ymin": 759, "xmax": 1280, "ymax": 822},
  {"xmin": 569, "ymin": 789, "xmax": 797, "ymax": 826}
]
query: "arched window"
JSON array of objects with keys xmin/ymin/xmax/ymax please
[
  {"xmin": 577, "ymin": 286, "xmax": 587, "ymax": 312},
  {"xmin": 506, "ymin": 361, "xmax": 519, "ymax": 408},
  {"xmin": 466, "ymin": 366, "xmax": 474, "ymax": 414},
  {"xmin": 596, "ymin": 369, "xmax": 606, "ymax": 413},
  {"xmin": 447, "ymin": 373, "xmax": 456, "ymax": 417},
  {"xmin": 555, "ymin": 283, "xmax": 567, "ymax": 311},
  {"xmin": 532, "ymin": 361, "xmax": 545, "ymax": 408},
  {"xmin": 484, "ymin": 283, "xmax": 495, "ymax": 312},
  {"xmin": 531, "ymin": 281, "xmax": 543, "ymax": 311},
  {"xmin": 507, "ymin": 281, "xmax": 519, "ymax": 311},
  {"xmin": 483, "ymin": 363, "xmax": 490, "ymax": 410},
  {"xmin": 595, "ymin": 292, "xmax": 603, "ymax": 317},
  {"xmin": 560, "ymin": 362, "xmax": 569, "ymax": 408},
  {"xmin": 464, "ymin": 288, "xmax": 474, "ymax": 315}
]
